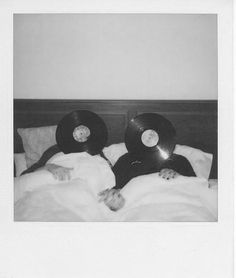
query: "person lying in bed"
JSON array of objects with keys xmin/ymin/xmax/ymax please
[
  {"xmin": 98, "ymin": 150, "xmax": 195, "ymax": 211},
  {"xmin": 21, "ymin": 143, "xmax": 195, "ymax": 211}
]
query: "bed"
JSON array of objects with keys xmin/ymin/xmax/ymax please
[{"xmin": 14, "ymin": 99, "xmax": 218, "ymax": 222}]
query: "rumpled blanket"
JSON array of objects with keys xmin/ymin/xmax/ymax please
[{"xmin": 14, "ymin": 152, "xmax": 217, "ymax": 222}]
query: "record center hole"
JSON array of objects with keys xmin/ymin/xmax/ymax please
[
  {"xmin": 73, "ymin": 125, "xmax": 91, "ymax": 142},
  {"xmin": 141, "ymin": 129, "xmax": 159, "ymax": 147}
]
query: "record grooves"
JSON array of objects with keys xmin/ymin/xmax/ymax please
[
  {"xmin": 125, "ymin": 113, "xmax": 176, "ymax": 163},
  {"xmin": 56, "ymin": 110, "xmax": 108, "ymax": 155}
]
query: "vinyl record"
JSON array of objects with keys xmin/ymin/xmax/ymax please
[
  {"xmin": 56, "ymin": 110, "xmax": 108, "ymax": 155},
  {"xmin": 125, "ymin": 113, "xmax": 176, "ymax": 162}
]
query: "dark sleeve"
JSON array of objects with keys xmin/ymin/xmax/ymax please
[
  {"xmin": 21, "ymin": 144, "xmax": 60, "ymax": 175},
  {"xmin": 112, "ymin": 153, "xmax": 196, "ymax": 190},
  {"xmin": 99, "ymin": 151, "xmax": 113, "ymax": 168},
  {"xmin": 112, "ymin": 153, "xmax": 162, "ymax": 190},
  {"xmin": 161, "ymin": 154, "xmax": 196, "ymax": 177},
  {"xmin": 112, "ymin": 153, "xmax": 133, "ymax": 190}
]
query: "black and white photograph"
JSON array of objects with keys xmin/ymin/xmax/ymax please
[
  {"xmin": 14, "ymin": 13, "xmax": 218, "ymax": 222},
  {"xmin": 0, "ymin": 0, "xmax": 234, "ymax": 277}
]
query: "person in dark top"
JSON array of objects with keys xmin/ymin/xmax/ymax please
[
  {"xmin": 21, "ymin": 144, "xmax": 195, "ymax": 211},
  {"xmin": 21, "ymin": 144, "xmax": 112, "ymax": 179},
  {"xmin": 98, "ymin": 151, "xmax": 195, "ymax": 211}
]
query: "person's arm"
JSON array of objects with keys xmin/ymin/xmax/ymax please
[
  {"xmin": 98, "ymin": 153, "xmax": 131, "ymax": 211},
  {"xmin": 21, "ymin": 144, "xmax": 60, "ymax": 175}
]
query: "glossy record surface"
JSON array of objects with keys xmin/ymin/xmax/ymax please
[
  {"xmin": 125, "ymin": 113, "xmax": 176, "ymax": 162},
  {"xmin": 56, "ymin": 110, "xmax": 108, "ymax": 155}
]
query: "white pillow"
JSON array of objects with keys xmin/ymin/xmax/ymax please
[
  {"xmin": 17, "ymin": 125, "xmax": 57, "ymax": 167},
  {"xmin": 102, "ymin": 143, "xmax": 128, "ymax": 166},
  {"xmin": 174, "ymin": 145, "xmax": 213, "ymax": 179},
  {"xmin": 14, "ymin": 153, "xmax": 27, "ymax": 177},
  {"xmin": 103, "ymin": 142, "xmax": 213, "ymax": 180}
]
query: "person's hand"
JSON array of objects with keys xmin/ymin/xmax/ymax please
[
  {"xmin": 159, "ymin": 168, "xmax": 179, "ymax": 180},
  {"xmin": 45, "ymin": 163, "xmax": 74, "ymax": 181},
  {"xmin": 98, "ymin": 188, "xmax": 125, "ymax": 211}
]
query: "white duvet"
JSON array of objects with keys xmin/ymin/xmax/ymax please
[{"xmin": 14, "ymin": 152, "xmax": 218, "ymax": 222}]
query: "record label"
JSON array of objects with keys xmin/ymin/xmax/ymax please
[
  {"xmin": 73, "ymin": 125, "xmax": 91, "ymax": 142},
  {"xmin": 141, "ymin": 129, "xmax": 159, "ymax": 147}
]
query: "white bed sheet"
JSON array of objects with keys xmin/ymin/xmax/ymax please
[{"xmin": 14, "ymin": 152, "xmax": 217, "ymax": 222}]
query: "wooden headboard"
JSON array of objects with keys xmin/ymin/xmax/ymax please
[{"xmin": 14, "ymin": 99, "xmax": 217, "ymax": 178}]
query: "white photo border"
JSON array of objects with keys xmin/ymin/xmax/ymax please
[{"xmin": 0, "ymin": 0, "xmax": 233, "ymax": 278}]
